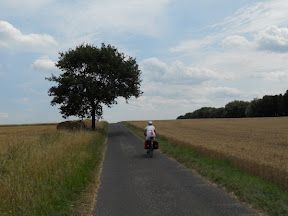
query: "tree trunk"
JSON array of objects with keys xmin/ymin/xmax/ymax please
[{"xmin": 91, "ymin": 105, "xmax": 96, "ymax": 130}]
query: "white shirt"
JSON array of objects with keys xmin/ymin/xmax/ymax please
[{"xmin": 145, "ymin": 125, "xmax": 156, "ymax": 138}]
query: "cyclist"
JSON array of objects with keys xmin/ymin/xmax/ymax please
[
  {"xmin": 144, "ymin": 121, "xmax": 156, "ymax": 140},
  {"xmin": 144, "ymin": 121, "xmax": 156, "ymax": 151}
]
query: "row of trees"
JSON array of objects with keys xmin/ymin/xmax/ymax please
[{"xmin": 177, "ymin": 90, "xmax": 288, "ymax": 119}]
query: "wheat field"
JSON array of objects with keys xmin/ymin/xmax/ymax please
[
  {"xmin": 0, "ymin": 121, "xmax": 107, "ymax": 215},
  {"xmin": 127, "ymin": 117, "xmax": 288, "ymax": 189}
]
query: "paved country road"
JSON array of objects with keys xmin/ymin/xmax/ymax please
[{"xmin": 93, "ymin": 123, "xmax": 257, "ymax": 216}]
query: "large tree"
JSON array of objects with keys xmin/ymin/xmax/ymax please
[{"xmin": 46, "ymin": 43, "xmax": 142, "ymax": 129}]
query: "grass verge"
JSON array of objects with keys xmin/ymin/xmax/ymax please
[
  {"xmin": 70, "ymin": 122, "xmax": 108, "ymax": 216},
  {"xmin": 122, "ymin": 122, "xmax": 288, "ymax": 216},
  {"xmin": 0, "ymin": 121, "xmax": 108, "ymax": 216}
]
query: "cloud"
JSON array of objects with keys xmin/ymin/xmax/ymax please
[
  {"xmin": 256, "ymin": 26, "xmax": 288, "ymax": 52},
  {"xmin": 0, "ymin": 20, "xmax": 57, "ymax": 48},
  {"xmin": 207, "ymin": 86, "xmax": 243, "ymax": 98},
  {"xmin": 127, "ymin": 67, "xmax": 243, "ymax": 113},
  {"xmin": 178, "ymin": 84, "xmax": 243, "ymax": 101},
  {"xmin": 0, "ymin": 112, "xmax": 8, "ymax": 119},
  {"xmin": 31, "ymin": 56, "xmax": 57, "ymax": 72},
  {"xmin": 222, "ymin": 35, "xmax": 253, "ymax": 49},
  {"xmin": 166, "ymin": 0, "xmax": 288, "ymax": 95},
  {"xmin": 0, "ymin": 71, "xmax": 6, "ymax": 78},
  {"xmin": 50, "ymin": 0, "xmax": 171, "ymax": 38},
  {"xmin": 169, "ymin": 37, "xmax": 214, "ymax": 52},
  {"xmin": 104, "ymin": 82, "xmax": 244, "ymax": 122},
  {"xmin": 14, "ymin": 97, "xmax": 30, "ymax": 104},
  {"xmin": 254, "ymin": 71, "xmax": 288, "ymax": 81},
  {"xmin": 135, "ymin": 0, "xmax": 288, "ymax": 120},
  {"xmin": 221, "ymin": 26, "xmax": 288, "ymax": 53},
  {"xmin": 212, "ymin": 0, "xmax": 288, "ymax": 35},
  {"xmin": 16, "ymin": 82, "xmax": 47, "ymax": 97},
  {"xmin": 127, "ymin": 95, "xmax": 191, "ymax": 111},
  {"xmin": 0, "ymin": 0, "xmax": 54, "ymax": 11},
  {"xmin": 140, "ymin": 57, "xmax": 233, "ymax": 85},
  {"xmin": 171, "ymin": 0, "xmax": 288, "ymax": 53}
]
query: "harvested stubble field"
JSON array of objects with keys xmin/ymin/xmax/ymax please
[
  {"xmin": 127, "ymin": 117, "xmax": 288, "ymax": 189},
  {"xmin": 0, "ymin": 120, "xmax": 107, "ymax": 216}
]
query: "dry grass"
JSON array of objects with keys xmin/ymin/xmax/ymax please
[
  {"xmin": 0, "ymin": 121, "xmax": 107, "ymax": 215},
  {"xmin": 127, "ymin": 117, "xmax": 288, "ymax": 189}
]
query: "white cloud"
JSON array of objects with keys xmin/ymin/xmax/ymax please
[
  {"xmin": 0, "ymin": 41, "xmax": 8, "ymax": 47},
  {"xmin": 140, "ymin": 57, "xmax": 233, "ymax": 85},
  {"xmin": 127, "ymin": 95, "xmax": 191, "ymax": 112},
  {"xmin": 0, "ymin": 64, "xmax": 7, "ymax": 79},
  {"xmin": 103, "ymin": 81, "xmax": 245, "ymax": 122},
  {"xmin": 51, "ymin": 0, "xmax": 171, "ymax": 38},
  {"xmin": 213, "ymin": 0, "xmax": 288, "ymax": 35},
  {"xmin": 205, "ymin": 86, "xmax": 243, "ymax": 97},
  {"xmin": 0, "ymin": 20, "xmax": 57, "ymax": 48},
  {"xmin": 14, "ymin": 97, "xmax": 30, "ymax": 104},
  {"xmin": 17, "ymin": 82, "xmax": 47, "ymax": 96},
  {"xmin": 256, "ymin": 26, "xmax": 288, "ymax": 52},
  {"xmin": 31, "ymin": 56, "xmax": 57, "ymax": 72},
  {"xmin": 166, "ymin": 0, "xmax": 288, "ymax": 103},
  {"xmin": 222, "ymin": 35, "xmax": 253, "ymax": 49},
  {"xmin": 0, "ymin": 71, "xmax": 6, "ymax": 78},
  {"xmin": 0, "ymin": 0, "xmax": 54, "ymax": 10},
  {"xmin": 177, "ymin": 84, "xmax": 243, "ymax": 102},
  {"xmin": 204, "ymin": 47, "xmax": 288, "ymax": 76},
  {"xmin": 254, "ymin": 71, "xmax": 288, "ymax": 81},
  {"xmin": 171, "ymin": 0, "xmax": 288, "ymax": 54},
  {"xmin": 221, "ymin": 26, "xmax": 288, "ymax": 52},
  {"xmin": 0, "ymin": 112, "xmax": 8, "ymax": 119},
  {"xmin": 137, "ymin": 57, "xmax": 242, "ymax": 114},
  {"xmin": 170, "ymin": 38, "xmax": 211, "ymax": 52}
]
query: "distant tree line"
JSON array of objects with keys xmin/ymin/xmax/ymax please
[{"xmin": 177, "ymin": 90, "xmax": 288, "ymax": 119}]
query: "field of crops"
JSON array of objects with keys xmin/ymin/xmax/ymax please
[
  {"xmin": 127, "ymin": 117, "xmax": 288, "ymax": 189},
  {"xmin": 0, "ymin": 120, "xmax": 107, "ymax": 215}
]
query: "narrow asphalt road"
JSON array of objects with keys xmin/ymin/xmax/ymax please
[{"xmin": 93, "ymin": 123, "xmax": 257, "ymax": 216}]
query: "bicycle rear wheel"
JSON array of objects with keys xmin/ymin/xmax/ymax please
[{"xmin": 148, "ymin": 141, "xmax": 153, "ymax": 157}]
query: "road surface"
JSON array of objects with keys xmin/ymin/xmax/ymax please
[{"xmin": 93, "ymin": 123, "xmax": 257, "ymax": 216}]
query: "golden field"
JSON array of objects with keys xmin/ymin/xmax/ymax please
[
  {"xmin": 0, "ymin": 120, "xmax": 107, "ymax": 215},
  {"xmin": 127, "ymin": 117, "xmax": 288, "ymax": 189}
]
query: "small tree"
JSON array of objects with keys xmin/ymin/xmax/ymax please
[{"xmin": 46, "ymin": 43, "xmax": 142, "ymax": 129}]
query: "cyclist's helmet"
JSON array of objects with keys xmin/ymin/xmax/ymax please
[{"xmin": 148, "ymin": 121, "xmax": 153, "ymax": 125}]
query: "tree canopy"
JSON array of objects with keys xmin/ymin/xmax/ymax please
[
  {"xmin": 224, "ymin": 100, "xmax": 249, "ymax": 118},
  {"xmin": 177, "ymin": 90, "xmax": 288, "ymax": 119},
  {"xmin": 46, "ymin": 43, "xmax": 142, "ymax": 129}
]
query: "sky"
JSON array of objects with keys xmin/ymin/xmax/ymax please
[{"xmin": 1, "ymin": 0, "xmax": 288, "ymax": 124}]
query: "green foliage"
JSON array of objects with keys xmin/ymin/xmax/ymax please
[
  {"xmin": 178, "ymin": 89, "xmax": 288, "ymax": 119},
  {"xmin": 283, "ymin": 90, "xmax": 288, "ymax": 115},
  {"xmin": 46, "ymin": 43, "xmax": 142, "ymax": 128},
  {"xmin": 177, "ymin": 107, "xmax": 225, "ymax": 119},
  {"xmin": 246, "ymin": 94, "xmax": 285, "ymax": 117},
  {"xmin": 245, "ymin": 98, "xmax": 263, "ymax": 117},
  {"xmin": 224, "ymin": 100, "xmax": 249, "ymax": 118}
]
